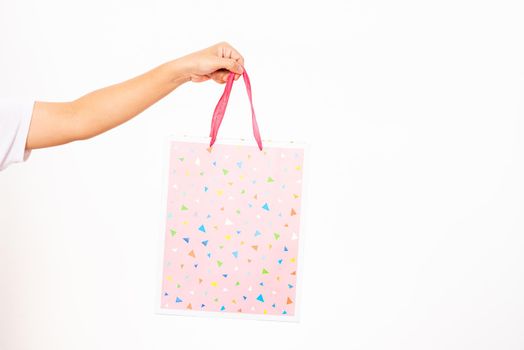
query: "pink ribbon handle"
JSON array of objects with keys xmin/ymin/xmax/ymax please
[{"xmin": 209, "ymin": 68, "xmax": 263, "ymax": 150}]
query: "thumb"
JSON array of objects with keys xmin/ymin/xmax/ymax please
[{"xmin": 215, "ymin": 58, "xmax": 244, "ymax": 75}]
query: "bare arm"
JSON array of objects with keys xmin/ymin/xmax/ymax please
[{"xmin": 26, "ymin": 42, "xmax": 244, "ymax": 149}]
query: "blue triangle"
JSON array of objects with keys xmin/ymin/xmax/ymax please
[
  {"xmin": 236, "ymin": 230, "xmax": 241, "ymax": 235},
  {"xmin": 201, "ymin": 240, "xmax": 208, "ymax": 246},
  {"xmin": 243, "ymin": 295, "xmax": 247, "ymax": 300},
  {"xmin": 207, "ymin": 252, "xmax": 211, "ymax": 258},
  {"xmin": 194, "ymin": 264, "xmax": 199, "ymax": 268},
  {"xmin": 164, "ymin": 292, "xmax": 168, "ymax": 296},
  {"xmin": 255, "ymin": 230, "xmax": 262, "ymax": 237},
  {"xmin": 278, "ymin": 259, "xmax": 283, "ymax": 264},
  {"xmin": 284, "ymin": 246, "xmax": 288, "ymax": 252},
  {"xmin": 204, "ymin": 186, "xmax": 208, "ymax": 192},
  {"xmin": 272, "ymin": 303, "xmax": 276, "ymax": 308},
  {"xmin": 232, "ymin": 251, "xmax": 239, "ymax": 258},
  {"xmin": 222, "ymin": 274, "xmax": 228, "ymax": 278},
  {"xmin": 220, "ymin": 305, "xmax": 225, "ymax": 311},
  {"xmin": 248, "ymin": 203, "xmax": 253, "ymax": 208},
  {"xmin": 256, "ymin": 294, "xmax": 264, "ymax": 302},
  {"xmin": 175, "ymin": 297, "xmax": 183, "ymax": 303},
  {"xmin": 259, "ymin": 282, "xmax": 264, "ymax": 286},
  {"xmin": 236, "ymin": 161, "xmax": 243, "ymax": 168},
  {"xmin": 198, "ymin": 224, "xmax": 206, "ymax": 233},
  {"xmin": 262, "ymin": 203, "xmax": 270, "ymax": 211},
  {"xmin": 201, "ymin": 304, "xmax": 206, "ymax": 308},
  {"xmin": 212, "ymin": 161, "xmax": 217, "ymax": 167},
  {"xmin": 283, "ymin": 310, "xmax": 287, "ymax": 314},
  {"xmin": 207, "ymin": 214, "xmax": 211, "ymax": 219},
  {"xmin": 183, "ymin": 237, "xmax": 190, "ymax": 243},
  {"xmin": 288, "ymin": 284, "xmax": 294, "ymax": 289}
]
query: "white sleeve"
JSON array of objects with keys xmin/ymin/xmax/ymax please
[{"xmin": 0, "ymin": 98, "xmax": 35, "ymax": 171}]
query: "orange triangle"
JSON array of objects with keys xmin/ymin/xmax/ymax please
[
  {"xmin": 220, "ymin": 207, "xmax": 224, "ymax": 211},
  {"xmin": 251, "ymin": 245, "xmax": 258, "ymax": 251},
  {"xmin": 290, "ymin": 208, "xmax": 297, "ymax": 216},
  {"xmin": 284, "ymin": 223, "xmax": 289, "ymax": 227},
  {"xmin": 187, "ymin": 303, "xmax": 192, "ymax": 309},
  {"xmin": 287, "ymin": 297, "xmax": 293, "ymax": 305},
  {"xmin": 198, "ymin": 278, "xmax": 203, "ymax": 284},
  {"xmin": 206, "ymin": 147, "xmax": 212, "ymax": 153},
  {"xmin": 254, "ymin": 194, "xmax": 258, "ymax": 200},
  {"xmin": 290, "ymin": 271, "xmax": 296, "ymax": 275},
  {"xmin": 188, "ymin": 250, "xmax": 195, "ymax": 258},
  {"xmin": 180, "ymin": 264, "xmax": 184, "ymax": 269},
  {"xmin": 247, "ymin": 259, "xmax": 252, "ymax": 263}
]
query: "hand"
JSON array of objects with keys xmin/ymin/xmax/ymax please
[{"xmin": 179, "ymin": 42, "xmax": 245, "ymax": 84}]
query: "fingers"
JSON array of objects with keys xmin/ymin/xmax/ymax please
[
  {"xmin": 215, "ymin": 57, "xmax": 244, "ymax": 75},
  {"xmin": 227, "ymin": 45, "xmax": 245, "ymax": 67},
  {"xmin": 210, "ymin": 69, "xmax": 232, "ymax": 84},
  {"xmin": 216, "ymin": 41, "xmax": 244, "ymax": 66},
  {"xmin": 223, "ymin": 44, "xmax": 244, "ymax": 80}
]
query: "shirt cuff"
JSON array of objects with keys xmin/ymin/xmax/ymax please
[{"xmin": 0, "ymin": 99, "xmax": 35, "ymax": 171}]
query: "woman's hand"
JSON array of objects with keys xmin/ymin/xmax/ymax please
[{"xmin": 178, "ymin": 42, "xmax": 245, "ymax": 84}]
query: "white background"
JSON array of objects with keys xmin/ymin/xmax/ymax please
[{"xmin": 1, "ymin": 1, "xmax": 524, "ymax": 349}]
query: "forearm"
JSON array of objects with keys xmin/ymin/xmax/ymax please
[{"xmin": 27, "ymin": 58, "xmax": 190, "ymax": 149}]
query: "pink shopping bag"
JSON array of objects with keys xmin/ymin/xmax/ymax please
[{"xmin": 158, "ymin": 69, "xmax": 309, "ymax": 321}]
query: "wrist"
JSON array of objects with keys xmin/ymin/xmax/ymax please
[{"xmin": 166, "ymin": 57, "xmax": 192, "ymax": 85}]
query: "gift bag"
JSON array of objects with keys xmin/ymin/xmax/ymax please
[{"xmin": 158, "ymin": 69, "xmax": 309, "ymax": 321}]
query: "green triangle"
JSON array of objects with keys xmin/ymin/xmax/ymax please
[
  {"xmin": 262, "ymin": 268, "xmax": 269, "ymax": 275},
  {"xmin": 267, "ymin": 176, "xmax": 275, "ymax": 183},
  {"xmin": 177, "ymin": 283, "xmax": 181, "ymax": 288},
  {"xmin": 222, "ymin": 169, "xmax": 229, "ymax": 175},
  {"xmin": 180, "ymin": 204, "xmax": 188, "ymax": 211},
  {"xmin": 170, "ymin": 229, "xmax": 177, "ymax": 237},
  {"xmin": 217, "ymin": 260, "xmax": 223, "ymax": 267},
  {"xmin": 274, "ymin": 232, "xmax": 280, "ymax": 240},
  {"xmin": 235, "ymin": 281, "xmax": 240, "ymax": 286},
  {"xmin": 178, "ymin": 157, "xmax": 185, "ymax": 162}
]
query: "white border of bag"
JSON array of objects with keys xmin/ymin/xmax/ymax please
[{"xmin": 155, "ymin": 135, "xmax": 311, "ymax": 322}]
